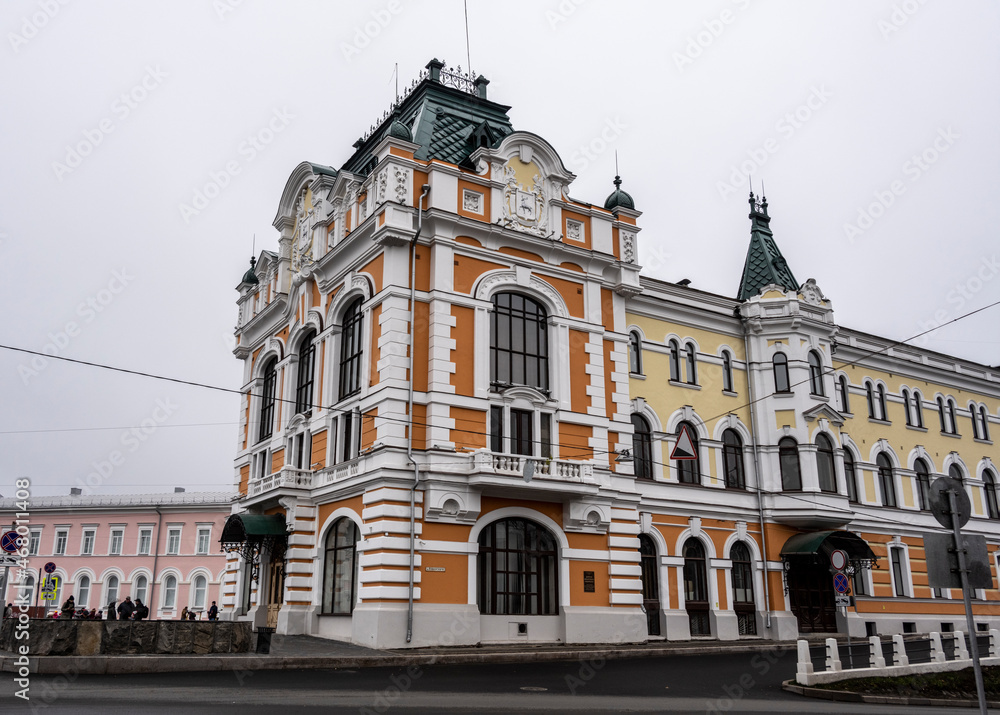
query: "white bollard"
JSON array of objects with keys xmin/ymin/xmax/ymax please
[
  {"xmin": 796, "ymin": 639, "xmax": 815, "ymax": 684},
  {"xmin": 826, "ymin": 637, "xmax": 842, "ymax": 672},
  {"xmin": 929, "ymin": 632, "xmax": 946, "ymax": 663},
  {"xmin": 869, "ymin": 635, "xmax": 885, "ymax": 669},
  {"xmin": 990, "ymin": 629, "xmax": 1000, "ymax": 658},
  {"xmin": 892, "ymin": 634, "xmax": 909, "ymax": 666},
  {"xmin": 954, "ymin": 630, "xmax": 969, "ymax": 660}
]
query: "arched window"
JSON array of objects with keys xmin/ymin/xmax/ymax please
[
  {"xmin": 866, "ymin": 382, "xmax": 877, "ymax": 419},
  {"xmin": 134, "ymin": 574, "xmax": 148, "ymax": 604},
  {"xmin": 843, "ymin": 450, "xmax": 859, "ymax": 502},
  {"xmin": 949, "ymin": 463, "xmax": 965, "ymax": 484},
  {"xmin": 722, "ymin": 429, "xmax": 745, "ymax": 489},
  {"xmin": 937, "ymin": 397, "xmax": 948, "ymax": 433},
  {"xmin": 970, "ymin": 404, "xmax": 982, "ymax": 440},
  {"xmin": 105, "ymin": 575, "xmax": 119, "ymax": 608},
  {"xmin": 722, "ymin": 351, "xmax": 733, "ymax": 393},
  {"xmin": 980, "ymin": 406, "xmax": 991, "ymax": 441},
  {"xmin": 808, "ymin": 351, "xmax": 824, "ymax": 396},
  {"xmin": 258, "ymin": 358, "xmax": 277, "ymax": 441},
  {"xmin": 631, "ymin": 414, "xmax": 654, "ymax": 481},
  {"xmin": 877, "ymin": 384, "xmax": 889, "ymax": 422},
  {"xmin": 491, "ymin": 292, "xmax": 549, "ymax": 391},
  {"xmin": 628, "ymin": 331, "xmax": 642, "ymax": 375},
  {"xmin": 323, "ymin": 518, "xmax": 360, "ymax": 614},
  {"xmin": 682, "ymin": 539, "xmax": 710, "ymax": 636},
  {"xmin": 912, "ymin": 391, "xmax": 924, "ymax": 428},
  {"xmin": 983, "ymin": 471, "xmax": 999, "ymax": 520},
  {"xmin": 77, "ymin": 575, "xmax": 91, "ymax": 607},
  {"xmin": 838, "ymin": 375, "xmax": 851, "ymax": 413},
  {"xmin": 815, "ymin": 434, "xmax": 837, "ymax": 493},
  {"xmin": 684, "ymin": 342, "xmax": 698, "ymax": 385},
  {"xmin": 772, "ymin": 353, "xmax": 789, "ymax": 393},
  {"xmin": 163, "ymin": 575, "xmax": 177, "ymax": 609},
  {"xmin": 339, "ymin": 298, "xmax": 364, "ymax": 399},
  {"xmin": 638, "ymin": 534, "xmax": 660, "ymax": 636},
  {"xmin": 877, "ymin": 453, "xmax": 896, "ymax": 507},
  {"xmin": 668, "ymin": 340, "xmax": 681, "ymax": 382},
  {"xmin": 779, "ymin": 437, "xmax": 801, "ymax": 491},
  {"xmin": 478, "ymin": 518, "xmax": 558, "ymax": 615},
  {"xmin": 675, "ymin": 422, "xmax": 700, "ymax": 485},
  {"xmin": 295, "ymin": 330, "xmax": 316, "ymax": 414},
  {"xmin": 192, "ymin": 575, "xmax": 208, "ymax": 610},
  {"xmin": 730, "ymin": 542, "xmax": 756, "ymax": 636},
  {"xmin": 902, "ymin": 389, "xmax": 912, "ymax": 426},
  {"xmin": 914, "ymin": 458, "xmax": 931, "ymax": 511},
  {"xmin": 947, "ymin": 399, "xmax": 958, "ymax": 435}
]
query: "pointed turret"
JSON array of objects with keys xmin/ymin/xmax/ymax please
[{"xmin": 736, "ymin": 192, "xmax": 798, "ymax": 301}]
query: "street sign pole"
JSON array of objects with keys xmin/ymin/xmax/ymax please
[{"xmin": 948, "ymin": 488, "xmax": 987, "ymax": 715}]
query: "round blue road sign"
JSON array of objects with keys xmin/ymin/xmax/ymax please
[
  {"xmin": 833, "ymin": 572, "xmax": 850, "ymax": 594},
  {"xmin": 1, "ymin": 531, "xmax": 20, "ymax": 553},
  {"xmin": 44, "ymin": 562, "xmax": 56, "ymax": 574}
]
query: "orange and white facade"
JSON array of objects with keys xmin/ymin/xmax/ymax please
[{"xmin": 224, "ymin": 60, "xmax": 1000, "ymax": 648}]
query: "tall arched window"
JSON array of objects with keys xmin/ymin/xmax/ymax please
[
  {"xmin": 722, "ymin": 429, "xmax": 745, "ymax": 489},
  {"xmin": 779, "ymin": 437, "xmax": 800, "ymax": 491},
  {"xmin": 258, "ymin": 358, "xmax": 277, "ymax": 441},
  {"xmin": 105, "ymin": 575, "xmax": 119, "ymax": 608},
  {"xmin": 638, "ymin": 534, "xmax": 660, "ymax": 636},
  {"xmin": 983, "ymin": 471, "xmax": 999, "ymax": 520},
  {"xmin": 668, "ymin": 340, "xmax": 681, "ymax": 382},
  {"xmin": 947, "ymin": 399, "xmax": 958, "ymax": 435},
  {"xmin": 323, "ymin": 518, "xmax": 360, "ymax": 614},
  {"xmin": 937, "ymin": 397, "xmax": 948, "ymax": 433},
  {"xmin": 815, "ymin": 434, "xmax": 837, "ymax": 493},
  {"xmin": 902, "ymin": 389, "xmax": 912, "ymax": 426},
  {"xmin": 675, "ymin": 422, "xmax": 700, "ymax": 485},
  {"xmin": 808, "ymin": 351, "xmax": 824, "ymax": 396},
  {"xmin": 837, "ymin": 376, "xmax": 850, "ymax": 413},
  {"xmin": 134, "ymin": 574, "xmax": 148, "ymax": 604},
  {"xmin": 193, "ymin": 575, "xmax": 207, "ymax": 610},
  {"xmin": 490, "ymin": 292, "xmax": 549, "ymax": 391},
  {"xmin": 877, "ymin": 453, "xmax": 896, "ymax": 507},
  {"xmin": 682, "ymin": 539, "xmax": 710, "ymax": 636},
  {"xmin": 949, "ymin": 463, "xmax": 965, "ymax": 484},
  {"xmin": 730, "ymin": 542, "xmax": 756, "ymax": 635},
  {"xmin": 843, "ymin": 450, "xmax": 859, "ymax": 503},
  {"xmin": 912, "ymin": 390, "xmax": 924, "ymax": 428},
  {"xmin": 77, "ymin": 574, "xmax": 91, "ymax": 607},
  {"xmin": 970, "ymin": 403, "xmax": 982, "ymax": 440},
  {"xmin": 772, "ymin": 353, "xmax": 789, "ymax": 393},
  {"xmin": 866, "ymin": 382, "xmax": 877, "ymax": 419},
  {"xmin": 914, "ymin": 458, "xmax": 931, "ymax": 511},
  {"xmin": 877, "ymin": 384, "xmax": 889, "ymax": 422},
  {"xmin": 684, "ymin": 342, "xmax": 698, "ymax": 385},
  {"xmin": 295, "ymin": 330, "xmax": 316, "ymax": 414},
  {"xmin": 631, "ymin": 414, "xmax": 654, "ymax": 481},
  {"xmin": 163, "ymin": 575, "xmax": 177, "ymax": 609},
  {"xmin": 980, "ymin": 406, "xmax": 991, "ymax": 441},
  {"xmin": 478, "ymin": 518, "xmax": 558, "ymax": 615},
  {"xmin": 721, "ymin": 351, "xmax": 733, "ymax": 393},
  {"xmin": 628, "ymin": 331, "xmax": 642, "ymax": 375},
  {"xmin": 339, "ymin": 298, "xmax": 364, "ymax": 399}
]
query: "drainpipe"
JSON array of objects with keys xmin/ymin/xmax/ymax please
[
  {"xmin": 743, "ymin": 331, "xmax": 772, "ymax": 631},
  {"xmin": 406, "ymin": 184, "xmax": 431, "ymax": 644},
  {"xmin": 150, "ymin": 505, "xmax": 163, "ymax": 615}
]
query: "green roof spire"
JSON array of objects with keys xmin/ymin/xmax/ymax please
[{"xmin": 736, "ymin": 192, "xmax": 798, "ymax": 301}]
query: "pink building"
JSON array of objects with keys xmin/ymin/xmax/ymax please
[{"xmin": 0, "ymin": 490, "xmax": 232, "ymax": 620}]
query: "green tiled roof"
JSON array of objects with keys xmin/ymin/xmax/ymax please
[{"xmin": 737, "ymin": 195, "xmax": 799, "ymax": 301}]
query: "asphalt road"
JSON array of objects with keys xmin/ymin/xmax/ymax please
[{"xmin": 0, "ymin": 648, "xmax": 993, "ymax": 714}]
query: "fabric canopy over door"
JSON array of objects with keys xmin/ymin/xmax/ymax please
[
  {"xmin": 779, "ymin": 530, "xmax": 876, "ymax": 564},
  {"xmin": 220, "ymin": 514, "xmax": 289, "ymax": 581}
]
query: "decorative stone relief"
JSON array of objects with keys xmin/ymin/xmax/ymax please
[
  {"xmin": 565, "ymin": 219, "xmax": 582, "ymax": 241},
  {"xmin": 463, "ymin": 189, "xmax": 483, "ymax": 214},
  {"xmin": 290, "ymin": 189, "xmax": 316, "ymax": 277},
  {"xmin": 393, "ymin": 166, "xmax": 409, "ymax": 204},
  {"xmin": 800, "ymin": 278, "xmax": 827, "ymax": 306},
  {"xmin": 376, "ymin": 168, "xmax": 388, "ymax": 206},
  {"xmin": 621, "ymin": 230, "xmax": 636, "ymax": 263},
  {"xmin": 499, "ymin": 163, "xmax": 549, "ymax": 237}
]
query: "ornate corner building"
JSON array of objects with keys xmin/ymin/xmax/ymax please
[{"xmin": 222, "ymin": 59, "xmax": 1000, "ymax": 647}]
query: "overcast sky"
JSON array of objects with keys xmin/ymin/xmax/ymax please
[{"xmin": 2, "ymin": 1, "xmax": 997, "ymax": 497}]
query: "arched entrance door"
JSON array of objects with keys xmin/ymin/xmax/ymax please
[
  {"xmin": 638, "ymin": 534, "xmax": 660, "ymax": 636},
  {"xmin": 683, "ymin": 539, "xmax": 710, "ymax": 636}
]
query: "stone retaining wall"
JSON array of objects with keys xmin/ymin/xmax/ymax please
[{"xmin": 0, "ymin": 619, "xmax": 252, "ymax": 656}]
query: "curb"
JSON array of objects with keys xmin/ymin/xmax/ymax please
[
  {"xmin": 782, "ymin": 679, "xmax": 1000, "ymax": 708},
  {"xmin": 0, "ymin": 641, "xmax": 797, "ymax": 675}
]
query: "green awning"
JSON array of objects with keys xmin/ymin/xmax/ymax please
[
  {"xmin": 220, "ymin": 514, "xmax": 287, "ymax": 543},
  {"xmin": 780, "ymin": 530, "xmax": 875, "ymax": 561}
]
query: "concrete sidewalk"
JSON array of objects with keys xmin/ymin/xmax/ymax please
[{"xmin": 0, "ymin": 634, "xmax": 800, "ymax": 675}]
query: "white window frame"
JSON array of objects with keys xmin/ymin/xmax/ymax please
[
  {"xmin": 888, "ymin": 544, "xmax": 913, "ymax": 598},
  {"xmin": 166, "ymin": 527, "xmax": 182, "ymax": 556},
  {"xmin": 28, "ymin": 528, "xmax": 41, "ymax": 556},
  {"xmin": 162, "ymin": 574, "xmax": 177, "ymax": 609},
  {"xmin": 108, "ymin": 527, "xmax": 125, "ymax": 556},
  {"xmin": 488, "ymin": 402, "xmax": 556, "ymax": 459},
  {"xmin": 77, "ymin": 574, "xmax": 91, "ymax": 607},
  {"xmin": 137, "ymin": 527, "xmax": 153, "ymax": 555},
  {"xmin": 54, "ymin": 529, "xmax": 68, "ymax": 556},
  {"xmin": 81, "ymin": 528, "xmax": 96, "ymax": 556},
  {"xmin": 196, "ymin": 526, "xmax": 212, "ymax": 555},
  {"xmin": 192, "ymin": 574, "xmax": 208, "ymax": 610}
]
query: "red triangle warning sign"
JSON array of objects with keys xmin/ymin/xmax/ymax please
[{"xmin": 671, "ymin": 424, "xmax": 697, "ymax": 460}]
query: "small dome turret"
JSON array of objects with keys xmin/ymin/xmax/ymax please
[
  {"xmin": 241, "ymin": 255, "xmax": 259, "ymax": 285},
  {"xmin": 386, "ymin": 117, "xmax": 412, "ymax": 142},
  {"xmin": 604, "ymin": 175, "xmax": 634, "ymax": 211}
]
